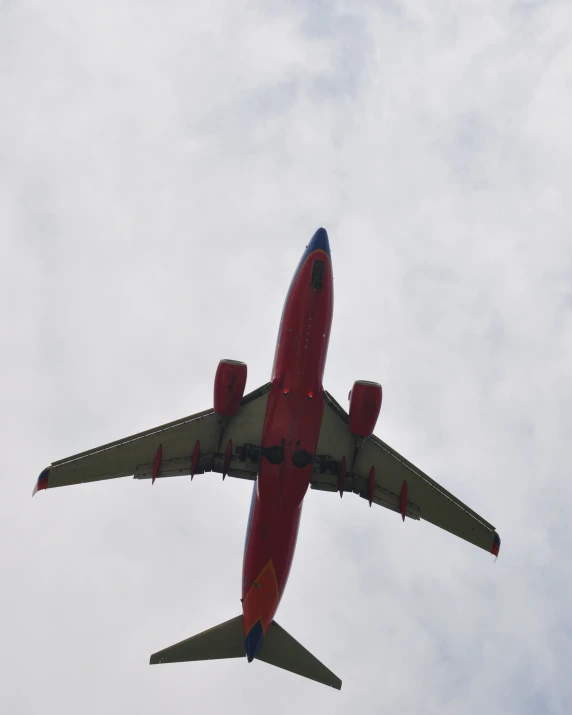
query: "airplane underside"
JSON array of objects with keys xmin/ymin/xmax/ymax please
[{"xmin": 33, "ymin": 228, "xmax": 500, "ymax": 690}]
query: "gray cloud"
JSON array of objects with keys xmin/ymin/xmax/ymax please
[{"xmin": 1, "ymin": 1, "xmax": 571, "ymax": 713}]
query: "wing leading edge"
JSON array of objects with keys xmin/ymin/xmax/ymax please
[
  {"xmin": 312, "ymin": 390, "xmax": 500, "ymax": 555},
  {"xmin": 33, "ymin": 383, "xmax": 272, "ymax": 494}
]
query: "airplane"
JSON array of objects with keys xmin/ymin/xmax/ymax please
[{"xmin": 33, "ymin": 228, "xmax": 501, "ymax": 690}]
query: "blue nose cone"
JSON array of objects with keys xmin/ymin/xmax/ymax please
[
  {"xmin": 245, "ymin": 620, "xmax": 264, "ymax": 663},
  {"xmin": 308, "ymin": 227, "xmax": 331, "ymax": 259}
]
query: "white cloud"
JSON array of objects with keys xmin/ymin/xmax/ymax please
[{"xmin": 1, "ymin": 1, "xmax": 571, "ymax": 713}]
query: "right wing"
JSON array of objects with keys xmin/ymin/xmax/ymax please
[
  {"xmin": 33, "ymin": 383, "xmax": 272, "ymax": 494},
  {"xmin": 312, "ymin": 390, "xmax": 500, "ymax": 555}
]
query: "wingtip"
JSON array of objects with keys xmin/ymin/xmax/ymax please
[
  {"xmin": 32, "ymin": 467, "xmax": 50, "ymax": 497},
  {"xmin": 491, "ymin": 532, "xmax": 501, "ymax": 557}
]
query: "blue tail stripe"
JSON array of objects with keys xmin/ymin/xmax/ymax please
[{"xmin": 245, "ymin": 620, "xmax": 264, "ymax": 662}]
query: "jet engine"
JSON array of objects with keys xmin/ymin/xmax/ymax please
[
  {"xmin": 348, "ymin": 380, "xmax": 382, "ymax": 437},
  {"xmin": 214, "ymin": 359, "xmax": 247, "ymax": 417}
]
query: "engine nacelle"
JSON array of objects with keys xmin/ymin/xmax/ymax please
[
  {"xmin": 214, "ymin": 359, "xmax": 247, "ymax": 417},
  {"xmin": 348, "ymin": 380, "xmax": 382, "ymax": 437}
]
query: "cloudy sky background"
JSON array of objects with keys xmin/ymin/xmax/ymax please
[{"xmin": 2, "ymin": 0, "xmax": 572, "ymax": 712}]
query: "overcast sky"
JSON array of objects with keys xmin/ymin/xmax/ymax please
[{"xmin": 2, "ymin": 1, "xmax": 572, "ymax": 713}]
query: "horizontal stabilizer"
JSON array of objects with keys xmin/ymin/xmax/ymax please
[
  {"xmin": 258, "ymin": 621, "xmax": 342, "ymax": 690},
  {"xmin": 150, "ymin": 615, "xmax": 244, "ymax": 664},
  {"xmin": 149, "ymin": 614, "xmax": 341, "ymax": 690}
]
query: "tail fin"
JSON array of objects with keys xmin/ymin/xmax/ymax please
[{"xmin": 150, "ymin": 615, "xmax": 342, "ymax": 690}]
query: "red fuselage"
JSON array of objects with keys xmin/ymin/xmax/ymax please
[{"xmin": 242, "ymin": 229, "xmax": 333, "ymax": 660}]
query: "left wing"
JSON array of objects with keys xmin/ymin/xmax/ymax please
[
  {"xmin": 311, "ymin": 390, "xmax": 500, "ymax": 555},
  {"xmin": 33, "ymin": 383, "xmax": 272, "ymax": 494}
]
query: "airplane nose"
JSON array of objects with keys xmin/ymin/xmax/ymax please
[{"xmin": 308, "ymin": 227, "xmax": 330, "ymax": 259}]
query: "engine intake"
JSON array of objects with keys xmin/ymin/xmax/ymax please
[
  {"xmin": 349, "ymin": 380, "xmax": 382, "ymax": 438},
  {"xmin": 214, "ymin": 359, "xmax": 247, "ymax": 417}
]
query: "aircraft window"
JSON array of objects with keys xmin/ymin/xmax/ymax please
[
  {"xmin": 292, "ymin": 449, "xmax": 313, "ymax": 468},
  {"xmin": 262, "ymin": 445, "xmax": 285, "ymax": 464},
  {"xmin": 311, "ymin": 260, "xmax": 325, "ymax": 290}
]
